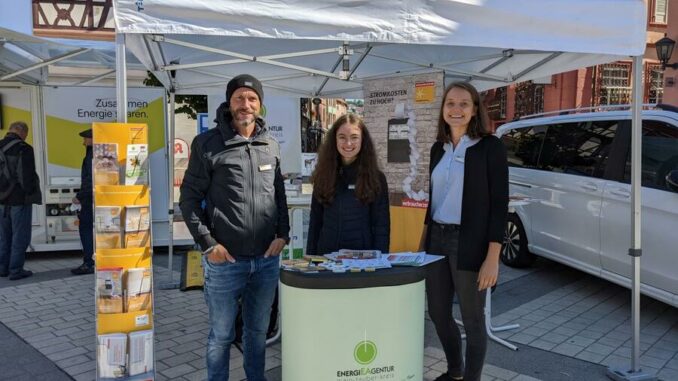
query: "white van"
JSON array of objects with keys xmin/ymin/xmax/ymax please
[{"xmin": 495, "ymin": 105, "xmax": 678, "ymax": 308}]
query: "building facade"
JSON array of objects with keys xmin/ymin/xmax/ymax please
[{"xmin": 485, "ymin": 0, "xmax": 671, "ymax": 129}]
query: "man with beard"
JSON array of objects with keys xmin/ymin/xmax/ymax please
[{"xmin": 180, "ymin": 74, "xmax": 289, "ymax": 381}]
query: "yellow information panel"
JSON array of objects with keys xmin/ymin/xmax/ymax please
[{"xmin": 92, "ymin": 123, "xmax": 155, "ymax": 380}]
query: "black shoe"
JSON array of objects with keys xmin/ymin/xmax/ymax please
[
  {"xmin": 0, "ymin": 271, "xmax": 8, "ymax": 277},
  {"xmin": 8, "ymin": 270, "xmax": 33, "ymax": 280},
  {"xmin": 71, "ymin": 264, "xmax": 94, "ymax": 275},
  {"xmin": 434, "ymin": 373, "xmax": 461, "ymax": 381}
]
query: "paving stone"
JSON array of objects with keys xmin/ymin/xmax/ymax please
[
  {"xmin": 640, "ymin": 355, "xmax": 669, "ymax": 369},
  {"xmin": 565, "ymin": 336, "xmax": 596, "ymax": 347},
  {"xmin": 574, "ymin": 350, "xmax": 606, "ymax": 363},
  {"xmin": 55, "ymin": 354, "xmax": 91, "ymax": 368},
  {"xmin": 657, "ymin": 367, "xmax": 678, "ymax": 381},
  {"xmin": 552, "ymin": 342, "xmax": 585, "ymax": 357},
  {"xmin": 552, "ymin": 326, "xmax": 579, "ymax": 337},
  {"xmin": 540, "ymin": 332, "xmax": 570, "ymax": 345},
  {"xmin": 161, "ymin": 351, "xmax": 201, "ymax": 368},
  {"xmin": 522, "ymin": 326, "xmax": 550, "ymax": 337},
  {"xmin": 509, "ymin": 375, "xmax": 542, "ymax": 381},
  {"xmin": 423, "ymin": 355, "xmax": 438, "ymax": 367},
  {"xmin": 482, "ymin": 364, "xmax": 518, "ymax": 380},
  {"xmin": 46, "ymin": 346, "xmax": 88, "ymax": 362},
  {"xmin": 508, "ymin": 333, "xmax": 538, "ymax": 345},
  {"xmin": 424, "ymin": 346, "xmax": 446, "ymax": 360},
  {"xmin": 161, "ymin": 363, "xmax": 197, "ymax": 379},
  {"xmin": 529, "ymin": 339, "xmax": 557, "ymax": 351},
  {"xmin": 585, "ymin": 342, "xmax": 616, "ymax": 356},
  {"xmin": 183, "ymin": 368, "xmax": 208, "ymax": 381},
  {"xmin": 62, "ymin": 359, "xmax": 97, "ymax": 375},
  {"xmin": 602, "ymin": 354, "xmax": 631, "ymax": 368}
]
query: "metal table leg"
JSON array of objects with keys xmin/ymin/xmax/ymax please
[{"xmin": 455, "ymin": 288, "xmax": 519, "ymax": 350}]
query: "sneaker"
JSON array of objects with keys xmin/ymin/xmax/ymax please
[
  {"xmin": 8, "ymin": 270, "xmax": 33, "ymax": 281},
  {"xmin": 71, "ymin": 264, "xmax": 94, "ymax": 275}
]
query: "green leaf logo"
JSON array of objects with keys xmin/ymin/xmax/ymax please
[{"xmin": 354, "ymin": 340, "xmax": 377, "ymax": 365}]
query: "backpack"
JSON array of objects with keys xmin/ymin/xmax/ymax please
[{"xmin": 0, "ymin": 139, "xmax": 22, "ymax": 201}]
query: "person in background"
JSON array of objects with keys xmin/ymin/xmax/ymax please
[
  {"xmin": 180, "ymin": 74, "xmax": 289, "ymax": 381},
  {"xmin": 71, "ymin": 129, "xmax": 94, "ymax": 275},
  {"xmin": 0, "ymin": 121, "xmax": 42, "ymax": 280},
  {"xmin": 306, "ymin": 113, "xmax": 390, "ymax": 256},
  {"xmin": 419, "ymin": 82, "xmax": 508, "ymax": 381}
]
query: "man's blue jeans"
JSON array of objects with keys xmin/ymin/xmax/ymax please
[
  {"xmin": 202, "ymin": 254, "xmax": 279, "ymax": 381},
  {"xmin": 0, "ymin": 205, "xmax": 32, "ymax": 276},
  {"xmin": 78, "ymin": 202, "xmax": 94, "ymax": 267}
]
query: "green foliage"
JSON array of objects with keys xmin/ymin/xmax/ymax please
[{"xmin": 143, "ymin": 71, "xmax": 208, "ymax": 119}]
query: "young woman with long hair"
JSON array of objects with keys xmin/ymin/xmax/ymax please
[
  {"xmin": 306, "ymin": 113, "xmax": 390, "ymax": 255},
  {"xmin": 420, "ymin": 82, "xmax": 508, "ymax": 381}
]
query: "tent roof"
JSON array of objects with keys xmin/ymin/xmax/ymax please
[
  {"xmin": 0, "ymin": 27, "xmax": 144, "ymax": 86},
  {"xmin": 114, "ymin": 0, "xmax": 647, "ymax": 97}
]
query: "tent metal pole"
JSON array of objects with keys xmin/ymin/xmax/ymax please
[
  {"xmin": 115, "ymin": 33, "xmax": 127, "ymax": 122},
  {"xmin": 73, "ymin": 69, "xmax": 116, "ymax": 86},
  {"xmin": 0, "ymin": 48, "xmax": 90, "ymax": 81},
  {"xmin": 160, "ymin": 89, "xmax": 179, "ymax": 289},
  {"xmin": 606, "ymin": 55, "xmax": 655, "ymax": 381}
]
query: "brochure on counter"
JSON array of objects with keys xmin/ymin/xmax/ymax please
[{"xmin": 282, "ymin": 250, "xmax": 444, "ymax": 274}]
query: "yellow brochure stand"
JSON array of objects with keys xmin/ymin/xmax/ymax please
[{"xmin": 92, "ymin": 123, "xmax": 155, "ymax": 381}]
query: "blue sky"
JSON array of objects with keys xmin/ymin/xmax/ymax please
[
  {"xmin": 0, "ymin": 1, "xmax": 115, "ymax": 50},
  {"xmin": 0, "ymin": 0, "xmax": 33, "ymax": 34}
]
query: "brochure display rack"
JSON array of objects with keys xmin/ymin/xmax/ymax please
[{"xmin": 93, "ymin": 123, "xmax": 155, "ymax": 381}]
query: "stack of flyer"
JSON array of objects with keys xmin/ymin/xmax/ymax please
[
  {"xmin": 126, "ymin": 268, "xmax": 152, "ymax": 312},
  {"xmin": 125, "ymin": 144, "xmax": 149, "ymax": 185},
  {"xmin": 124, "ymin": 206, "xmax": 150, "ymax": 247},
  {"xmin": 385, "ymin": 252, "xmax": 427, "ymax": 266},
  {"xmin": 97, "ymin": 330, "xmax": 154, "ymax": 379},
  {"xmin": 97, "ymin": 268, "xmax": 124, "ymax": 314},
  {"xmin": 95, "ymin": 206, "xmax": 123, "ymax": 249}
]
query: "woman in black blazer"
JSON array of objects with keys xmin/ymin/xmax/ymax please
[
  {"xmin": 306, "ymin": 113, "xmax": 390, "ymax": 256},
  {"xmin": 419, "ymin": 82, "xmax": 508, "ymax": 381}
]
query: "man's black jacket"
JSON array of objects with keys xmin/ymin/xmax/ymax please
[
  {"xmin": 0, "ymin": 133, "xmax": 42, "ymax": 206},
  {"xmin": 179, "ymin": 103, "xmax": 290, "ymax": 255}
]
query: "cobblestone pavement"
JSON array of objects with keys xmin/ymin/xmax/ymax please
[{"xmin": 0, "ymin": 253, "xmax": 675, "ymax": 380}]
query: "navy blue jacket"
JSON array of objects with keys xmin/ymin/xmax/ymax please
[
  {"xmin": 306, "ymin": 163, "xmax": 390, "ymax": 255},
  {"xmin": 76, "ymin": 146, "xmax": 93, "ymax": 205}
]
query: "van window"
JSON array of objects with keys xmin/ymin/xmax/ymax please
[
  {"xmin": 623, "ymin": 120, "xmax": 678, "ymax": 191},
  {"xmin": 538, "ymin": 121, "xmax": 618, "ymax": 178},
  {"xmin": 501, "ymin": 126, "xmax": 546, "ymax": 168}
]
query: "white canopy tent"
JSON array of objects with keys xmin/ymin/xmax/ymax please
[
  {"xmin": 112, "ymin": 1, "xmax": 651, "ymax": 380},
  {"xmin": 112, "ymin": 0, "xmax": 646, "ymax": 97},
  {"xmin": 0, "ymin": 26, "xmax": 146, "ymax": 86}
]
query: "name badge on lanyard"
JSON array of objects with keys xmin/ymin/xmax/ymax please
[{"xmin": 348, "ymin": 184, "xmax": 356, "ymax": 190}]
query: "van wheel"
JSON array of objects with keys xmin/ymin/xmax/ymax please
[{"xmin": 501, "ymin": 214, "xmax": 534, "ymax": 268}]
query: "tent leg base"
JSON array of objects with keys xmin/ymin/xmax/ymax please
[{"xmin": 606, "ymin": 366, "xmax": 656, "ymax": 381}]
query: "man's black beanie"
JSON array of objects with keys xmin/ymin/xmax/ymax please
[{"xmin": 226, "ymin": 74, "xmax": 264, "ymax": 103}]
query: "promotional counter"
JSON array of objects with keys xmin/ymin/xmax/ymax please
[{"xmin": 280, "ymin": 267, "xmax": 427, "ymax": 381}]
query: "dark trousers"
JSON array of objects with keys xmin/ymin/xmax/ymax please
[
  {"xmin": 78, "ymin": 203, "xmax": 94, "ymax": 267},
  {"xmin": 0, "ymin": 205, "xmax": 32, "ymax": 276},
  {"xmin": 426, "ymin": 223, "xmax": 487, "ymax": 381}
]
